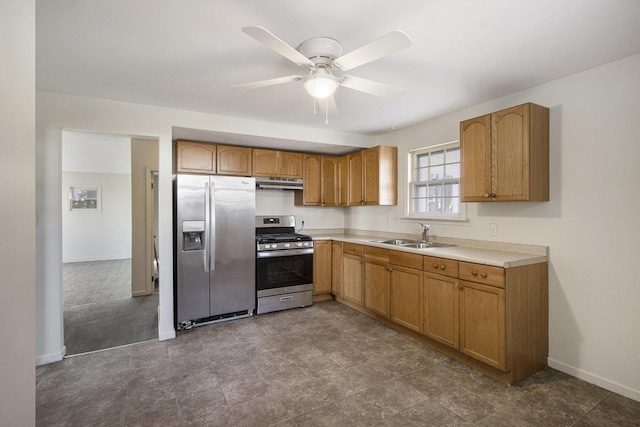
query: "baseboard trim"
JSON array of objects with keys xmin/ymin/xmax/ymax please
[
  {"xmin": 36, "ymin": 346, "xmax": 65, "ymax": 366},
  {"xmin": 548, "ymin": 358, "xmax": 640, "ymax": 402}
]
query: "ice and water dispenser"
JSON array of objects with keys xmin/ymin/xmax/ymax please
[{"xmin": 182, "ymin": 220, "xmax": 205, "ymax": 251}]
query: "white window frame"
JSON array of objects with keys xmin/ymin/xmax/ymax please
[{"xmin": 405, "ymin": 141, "xmax": 467, "ymax": 221}]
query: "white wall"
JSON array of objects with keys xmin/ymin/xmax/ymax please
[
  {"xmin": 256, "ymin": 190, "xmax": 345, "ymax": 230},
  {"xmin": 61, "ymin": 171, "xmax": 132, "ymax": 262},
  {"xmin": 369, "ymin": 53, "xmax": 640, "ymax": 401},
  {"xmin": 0, "ymin": 0, "xmax": 35, "ymax": 424},
  {"xmin": 35, "ymin": 92, "xmax": 376, "ymax": 364}
]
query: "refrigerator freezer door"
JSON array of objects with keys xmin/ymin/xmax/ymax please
[
  {"xmin": 209, "ymin": 176, "xmax": 256, "ymax": 316},
  {"xmin": 176, "ymin": 174, "xmax": 211, "ymax": 323}
]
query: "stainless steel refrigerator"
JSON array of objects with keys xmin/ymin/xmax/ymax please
[{"xmin": 175, "ymin": 174, "xmax": 256, "ymax": 329}]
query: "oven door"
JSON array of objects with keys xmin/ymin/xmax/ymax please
[{"xmin": 256, "ymin": 251, "xmax": 313, "ymax": 292}]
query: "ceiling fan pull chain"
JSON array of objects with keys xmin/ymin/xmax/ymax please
[{"xmin": 325, "ymin": 98, "xmax": 329, "ymax": 125}]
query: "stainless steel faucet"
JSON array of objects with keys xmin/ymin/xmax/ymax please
[{"xmin": 418, "ymin": 222, "xmax": 430, "ymax": 242}]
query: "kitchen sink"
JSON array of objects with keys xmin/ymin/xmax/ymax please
[
  {"xmin": 370, "ymin": 239, "xmax": 454, "ymax": 249},
  {"xmin": 399, "ymin": 242, "xmax": 453, "ymax": 249},
  {"xmin": 371, "ymin": 239, "xmax": 420, "ymax": 245}
]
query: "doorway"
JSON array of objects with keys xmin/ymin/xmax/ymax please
[{"xmin": 61, "ymin": 130, "xmax": 159, "ymax": 355}]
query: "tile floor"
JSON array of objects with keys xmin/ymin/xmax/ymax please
[{"xmin": 36, "ymin": 301, "xmax": 640, "ymax": 426}]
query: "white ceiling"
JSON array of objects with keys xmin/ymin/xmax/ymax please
[{"xmin": 37, "ymin": 0, "xmax": 640, "ymax": 137}]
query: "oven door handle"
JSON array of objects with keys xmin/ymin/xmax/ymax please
[{"xmin": 257, "ymin": 248, "xmax": 314, "ymax": 258}]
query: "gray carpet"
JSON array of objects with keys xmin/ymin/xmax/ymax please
[
  {"xmin": 63, "ymin": 259, "xmax": 132, "ymax": 308},
  {"xmin": 63, "ymin": 259, "xmax": 158, "ymax": 355}
]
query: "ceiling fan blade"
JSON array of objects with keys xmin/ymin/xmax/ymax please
[
  {"xmin": 318, "ymin": 95, "xmax": 338, "ymax": 116},
  {"xmin": 229, "ymin": 75, "xmax": 302, "ymax": 91},
  {"xmin": 340, "ymin": 75, "xmax": 406, "ymax": 100},
  {"xmin": 242, "ymin": 26, "xmax": 315, "ymax": 68},
  {"xmin": 333, "ymin": 30, "xmax": 412, "ymax": 71}
]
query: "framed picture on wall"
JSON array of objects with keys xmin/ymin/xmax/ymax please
[{"xmin": 69, "ymin": 186, "xmax": 101, "ymax": 211}]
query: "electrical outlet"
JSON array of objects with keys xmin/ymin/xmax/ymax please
[
  {"xmin": 386, "ymin": 217, "xmax": 391, "ymax": 227},
  {"xmin": 490, "ymin": 223, "xmax": 497, "ymax": 236}
]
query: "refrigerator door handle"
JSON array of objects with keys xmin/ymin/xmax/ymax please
[
  {"xmin": 209, "ymin": 181, "xmax": 216, "ymax": 271},
  {"xmin": 204, "ymin": 182, "xmax": 210, "ymax": 272}
]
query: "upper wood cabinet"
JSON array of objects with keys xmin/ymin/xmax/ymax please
[
  {"xmin": 252, "ymin": 149, "xmax": 303, "ymax": 178},
  {"xmin": 176, "ymin": 140, "xmax": 217, "ymax": 174},
  {"xmin": 217, "ymin": 145, "xmax": 252, "ymax": 176},
  {"xmin": 460, "ymin": 103, "xmax": 549, "ymax": 202},
  {"xmin": 337, "ymin": 155, "xmax": 349, "ymax": 206},
  {"xmin": 348, "ymin": 146, "xmax": 398, "ymax": 206},
  {"xmin": 294, "ymin": 154, "xmax": 322, "ymax": 206},
  {"xmin": 321, "ymin": 156, "xmax": 338, "ymax": 207}
]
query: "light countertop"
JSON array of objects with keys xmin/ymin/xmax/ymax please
[{"xmin": 308, "ymin": 232, "xmax": 548, "ymax": 268}]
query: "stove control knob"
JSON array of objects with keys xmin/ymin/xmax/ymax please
[
  {"xmin": 284, "ymin": 243, "xmax": 290, "ymax": 248},
  {"xmin": 297, "ymin": 242, "xmax": 303, "ymax": 247}
]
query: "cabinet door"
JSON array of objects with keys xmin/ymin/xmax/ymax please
[
  {"xmin": 364, "ymin": 258, "xmax": 390, "ymax": 317},
  {"xmin": 424, "ymin": 272, "xmax": 460, "ymax": 349},
  {"xmin": 348, "ymin": 151, "xmax": 363, "ymax": 205},
  {"xmin": 331, "ymin": 242, "xmax": 343, "ymax": 296},
  {"xmin": 362, "ymin": 147, "xmax": 380, "ymax": 205},
  {"xmin": 337, "ymin": 155, "xmax": 349, "ymax": 206},
  {"xmin": 321, "ymin": 156, "xmax": 338, "ymax": 206},
  {"xmin": 459, "ymin": 280, "xmax": 506, "ymax": 370},
  {"xmin": 313, "ymin": 241, "xmax": 332, "ymax": 295},
  {"xmin": 302, "ymin": 154, "xmax": 322, "ymax": 205},
  {"xmin": 390, "ymin": 265, "xmax": 423, "ymax": 333},
  {"xmin": 252, "ymin": 148, "xmax": 279, "ymax": 177},
  {"xmin": 342, "ymin": 253, "xmax": 363, "ymax": 306},
  {"xmin": 492, "ymin": 104, "xmax": 528, "ymax": 201},
  {"xmin": 279, "ymin": 151, "xmax": 303, "ymax": 178},
  {"xmin": 176, "ymin": 141, "xmax": 216, "ymax": 174},
  {"xmin": 460, "ymin": 115, "xmax": 492, "ymax": 201},
  {"xmin": 217, "ymin": 145, "xmax": 251, "ymax": 176}
]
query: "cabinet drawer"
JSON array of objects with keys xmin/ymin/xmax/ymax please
[
  {"xmin": 364, "ymin": 246, "xmax": 389, "ymax": 262},
  {"xmin": 390, "ymin": 250, "xmax": 423, "ymax": 270},
  {"xmin": 343, "ymin": 243, "xmax": 363, "ymax": 257},
  {"xmin": 424, "ymin": 256, "xmax": 458, "ymax": 278},
  {"xmin": 459, "ymin": 262, "xmax": 505, "ymax": 288}
]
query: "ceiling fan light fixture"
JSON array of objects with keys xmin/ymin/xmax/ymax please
[{"xmin": 303, "ymin": 71, "xmax": 340, "ymax": 99}]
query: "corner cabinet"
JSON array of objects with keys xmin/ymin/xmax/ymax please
[
  {"xmin": 460, "ymin": 103, "xmax": 549, "ymax": 202},
  {"xmin": 348, "ymin": 146, "xmax": 398, "ymax": 206}
]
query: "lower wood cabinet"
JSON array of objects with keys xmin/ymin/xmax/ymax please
[
  {"xmin": 390, "ymin": 265, "xmax": 423, "ymax": 333},
  {"xmin": 329, "ymin": 240, "xmax": 548, "ymax": 385},
  {"xmin": 342, "ymin": 244, "xmax": 364, "ymax": 306},
  {"xmin": 331, "ymin": 242, "xmax": 343, "ymax": 297},
  {"xmin": 312, "ymin": 241, "xmax": 332, "ymax": 295},
  {"xmin": 424, "ymin": 272, "xmax": 460, "ymax": 349},
  {"xmin": 364, "ymin": 257, "xmax": 390, "ymax": 318},
  {"xmin": 459, "ymin": 280, "xmax": 506, "ymax": 370}
]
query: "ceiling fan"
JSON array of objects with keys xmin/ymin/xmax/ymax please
[{"xmin": 229, "ymin": 26, "xmax": 412, "ymax": 115}]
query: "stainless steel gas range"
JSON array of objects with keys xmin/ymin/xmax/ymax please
[{"xmin": 255, "ymin": 215, "xmax": 314, "ymax": 314}]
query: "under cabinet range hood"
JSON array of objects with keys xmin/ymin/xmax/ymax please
[{"xmin": 255, "ymin": 177, "xmax": 303, "ymax": 190}]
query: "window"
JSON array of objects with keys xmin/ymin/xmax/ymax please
[{"xmin": 408, "ymin": 142, "xmax": 465, "ymax": 220}]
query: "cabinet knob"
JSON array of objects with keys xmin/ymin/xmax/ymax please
[
  {"xmin": 481, "ymin": 272, "xmax": 488, "ymax": 278},
  {"xmin": 433, "ymin": 263, "xmax": 439, "ymax": 269},
  {"xmin": 440, "ymin": 264, "xmax": 445, "ymax": 270},
  {"xmin": 471, "ymin": 271, "xmax": 478, "ymax": 277},
  {"xmin": 483, "ymin": 193, "xmax": 490, "ymax": 198},
  {"xmin": 491, "ymin": 193, "xmax": 497, "ymax": 198}
]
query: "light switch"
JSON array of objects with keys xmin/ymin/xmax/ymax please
[{"xmin": 490, "ymin": 223, "xmax": 497, "ymax": 236}]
